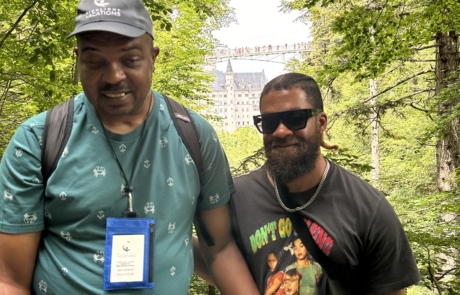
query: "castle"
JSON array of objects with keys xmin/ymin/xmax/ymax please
[{"xmin": 207, "ymin": 60, "xmax": 267, "ymax": 132}]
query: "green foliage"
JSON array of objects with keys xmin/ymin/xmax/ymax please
[
  {"xmin": 189, "ymin": 275, "xmax": 221, "ymax": 295},
  {"xmin": 284, "ymin": 0, "xmax": 460, "ymax": 81},
  {"xmin": 217, "ymin": 127, "xmax": 264, "ymax": 175},
  {"xmin": 281, "ymin": 0, "xmax": 460, "ymax": 292},
  {"xmin": 0, "ymin": 0, "xmax": 234, "ymax": 157},
  {"xmin": 150, "ymin": 0, "xmax": 236, "ymax": 110},
  {"xmin": 152, "ymin": 3, "xmax": 216, "ymax": 108},
  {"xmin": 397, "ymin": 188, "xmax": 460, "ymax": 294}
]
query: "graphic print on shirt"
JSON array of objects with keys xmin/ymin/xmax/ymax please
[
  {"xmin": 62, "ymin": 268, "xmax": 68, "ymax": 276},
  {"xmin": 168, "ymin": 222, "xmax": 176, "ymax": 234},
  {"xmin": 60, "ymin": 231, "xmax": 72, "ymax": 242},
  {"xmin": 3, "ymin": 189, "xmax": 13, "ymax": 201},
  {"xmin": 185, "ymin": 154, "xmax": 194, "ymax": 165},
  {"xmin": 167, "ymin": 177, "xmax": 174, "ymax": 187},
  {"xmin": 91, "ymin": 126, "xmax": 99, "ymax": 134},
  {"xmin": 93, "ymin": 251, "xmax": 104, "ymax": 264},
  {"xmin": 38, "ymin": 280, "xmax": 47, "ymax": 293},
  {"xmin": 62, "ymin": 146, "xmax": 69, "ymax": 158},
  {"xmin": 209, "ymin": 194, "xmax": 220, "ymax": 204},
  {"xmin": 160, "ymin": 137, "xmax": 168, "ymax": 148},
  {"xmin": 248, "ymin": 217, "xmax": 334, "ymax": 295},
  {"xmin": 97, "ymin": 210, "xmax": 105, "ymax": 220},
  {"xmin": 120, "ymin": 184, "xmax": 128, "ymax": 195},
  {"xmin": 15, "ymin": 148, "xmax": 23, "ymax": 157},
  {"xmin": 93, "ymin": 166, "xmax": 106, "ymax": 177},
  {"xmin": 144, "ymin": 159, "xmax": 151, "ymax": 169},
  {"xmin": 119, "ymin": 144, "xmax": 126, "ymax": 153},
  {"xmin": 44, "ymin": 209, "xmax": 52, "ymax": 220},
  {"xmin": 170, "ymin": 266, "xmax": 176, "ymax": 276},
  {"xmin": 59, "ymin": 192, "xmax": 67, "ymax": 201},
  {"xmin": 24, "ymin": 213, "xmax": 37, "ymax": 224},
  {"xmin": 144, "ymin": 202, "xmax": 155, "ymax": 214}
]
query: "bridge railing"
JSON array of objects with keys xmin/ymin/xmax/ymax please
[{"xmin": 210, "ymin": 43, "xmax": 311, "ymax": 58}]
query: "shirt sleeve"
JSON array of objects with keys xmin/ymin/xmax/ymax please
[
  {"xmin": 188, "ymin": 110, "xmax": 234, "ymax": 211},
  {"xmin": 362, "ymin": 198, "xmax": 421, "ymax": 294},
  {"xmin": 0, "ymin": 114, "xmax": 47, "ymax": 233}
]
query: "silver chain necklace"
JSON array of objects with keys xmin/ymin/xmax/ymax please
[{"xmin": 274, "ymin": 160, "xmax": 330, "ymax": 212}]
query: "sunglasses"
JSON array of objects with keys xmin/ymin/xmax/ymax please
[{"xmin": 253, "ymin": 109, "xmax": 322, "ymax": 134}]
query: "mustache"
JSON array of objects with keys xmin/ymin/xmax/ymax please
[
  {"xmin": 100, "ymin": 83, "xmax": 132, "ymax": 92},
  {"xmin": 265, "ymin": 136, "xmax": 299, "ymax": 147}
]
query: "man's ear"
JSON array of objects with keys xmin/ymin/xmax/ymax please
[
  {"xmin": 73, "ymin": 47, "xmax": 79, "ymax": 85},
  {"xmin": 318, "ymin": 112, "xmax": 328, "ymax": 133},
  {"xmin": 151, "ymin": 47, "xmax": 160, "ymax": 64}
]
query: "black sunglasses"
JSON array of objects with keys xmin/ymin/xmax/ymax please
[{"xmin": 253, "ymin": 109, "xmax": 322, "ymax": 134}]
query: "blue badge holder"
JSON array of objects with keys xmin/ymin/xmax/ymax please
[{"xmin": 104, "ymin": 217, "xmax": 155, "ymax": 291}]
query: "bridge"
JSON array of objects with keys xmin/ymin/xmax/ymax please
[{"xmin": 205, "ymin": 42, "xmax": 312, "ymax": 65}]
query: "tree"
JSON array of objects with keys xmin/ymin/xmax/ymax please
[
  {"xmin": 217, "ymin": 126, "xmax": 263, "ymax": 173},
  {"xmin": 0, "ymin": 0, "xmax": 234, "ymax": 158},
  {"xmin": 281, "ymin": 0, "xmax": 460, "ymax": 190},
  {"xmin": 281, "ymin": 0, "xmax": 460, "ymax": 292}
]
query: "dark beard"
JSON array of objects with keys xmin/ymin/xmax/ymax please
[{"xmin": 264, "ymin": 131, "xmax": 321, "ymax": 183}]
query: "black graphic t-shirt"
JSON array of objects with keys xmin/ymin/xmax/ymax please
[{"xmin": 230, "ymin": 162, "xmax": 420, "ymax": 295}]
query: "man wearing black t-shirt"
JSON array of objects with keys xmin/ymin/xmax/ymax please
[{"xmin": 195, "ymin": 73, "xmax": 420, "ymax": 295}]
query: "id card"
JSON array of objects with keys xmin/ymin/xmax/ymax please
[{"xmin": 104, "ymin": 218, "xmax": 155, "ymax": 290}]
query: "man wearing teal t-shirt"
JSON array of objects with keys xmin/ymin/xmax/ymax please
[{"xmin": 0, "ymin": 0, "xmax": 258, "ymax": 294}]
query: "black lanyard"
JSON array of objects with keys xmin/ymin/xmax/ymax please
[{"xmin": 100, "ymin": 95, "xmax": 152, "ymax": 216}]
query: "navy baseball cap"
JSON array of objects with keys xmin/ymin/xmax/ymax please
[{"xmin": 68, "ymin": 0, "xmax": 154, "ymax": 39}]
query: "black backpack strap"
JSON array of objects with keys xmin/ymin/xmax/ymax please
[
  {"xmin": 277, "ymin": 181, "xmax": 360, "ymax": 289},
  {"xmin": 41, "ymin": 98, "xmax": 74, "ymax": 185},
  {"xmin": 162, "ymin": 94, "xmax": 215, "ymax": 246},
  {"xmin": 163, "ymin": 95, "xmax": 203, "ymax": 174}
]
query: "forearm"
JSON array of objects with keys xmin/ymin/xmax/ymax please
[
  {"xmin": 0, "ymin": 283, "xmax": 32, "ymax": 295},
  {"xmin": 192, "ymin": 235, "xmax": 215, "ymax": 286},
  {"xmin": 0, "ymin": 231, "xmax": 40, "ymax": 295},
  {"xmin": 205, "ymin": 240, "xmax": 258, "ymax": 295}
]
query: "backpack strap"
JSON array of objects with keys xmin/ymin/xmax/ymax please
[
  {"xmin": 41, "ymin": 98, "xmax": 74, "ymax": 185},
  {"xmin": 163, "ymin": 95, "xmax": 216, "ymax": 246},
  {"xmin": 41, "ymin": 95, "xmax": 203, "ymax": 183},
  {"xmin": 163, "ymin": 95, "xmax": 203, "ymax": 174},
  {"xmin": 277, "ymin": 180, "xmax": 361, "ymax": 290}
]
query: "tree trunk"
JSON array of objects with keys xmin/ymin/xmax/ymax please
[
  {"xmin": 435, "ymin": 31, "xmax": 460, "ymax": 191},
  {"xmin": 208, "ymin": 285, "xmax": 216, "ymax": 295},
  {"xmin": 370, "ymin": 78, "xmax": 380, "ymax": 187},
  {"xmin": 369, "ymin": 25, "xmax": 380, "ymax": 187}
]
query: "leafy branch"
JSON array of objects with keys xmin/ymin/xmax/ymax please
[{"xmin": 0, "ymin": 0, "xmax": 38, "ymax": 49}]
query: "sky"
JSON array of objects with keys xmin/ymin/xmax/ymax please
[{"xmin": 212, "ymin": 0, "xmax": 311, "ymax": 80}]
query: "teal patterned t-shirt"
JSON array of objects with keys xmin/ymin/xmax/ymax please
[{"xmin": 0, "ymin": 91, "xmax": 234, "ymax": 294}]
